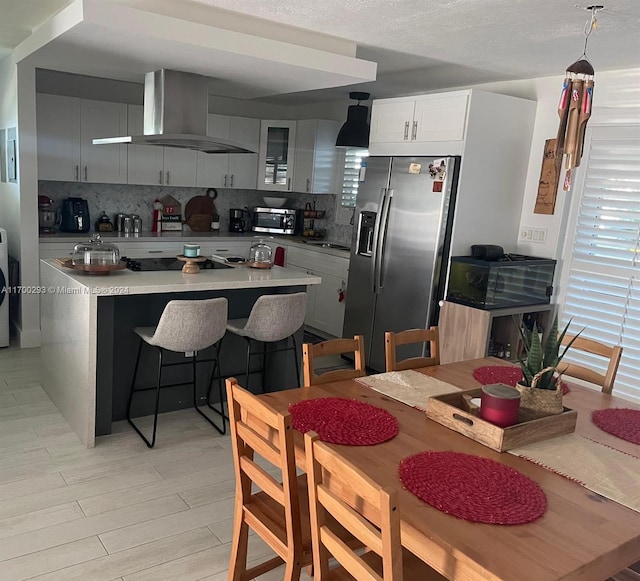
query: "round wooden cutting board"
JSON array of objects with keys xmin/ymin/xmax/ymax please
[{"xmin": 185, "ymin": 188, "xmax": 218, "ymax": 231}]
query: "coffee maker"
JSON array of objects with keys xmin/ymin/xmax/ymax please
[
  {"xmin": 229, "ymin": 208, "xmax": 246, "ymax": 233},
  {"xmin": 38, "ymin": 195, "xmax": 57, "ymax": 234}
]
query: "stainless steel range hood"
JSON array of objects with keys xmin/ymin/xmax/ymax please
[{"xmin": 93, "ymin": 69, "xmax": 256, "ymax": 154}]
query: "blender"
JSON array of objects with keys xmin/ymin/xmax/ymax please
[{"xmin": 38, "ymin": 195, "xmax": 57, "ymax": 234}]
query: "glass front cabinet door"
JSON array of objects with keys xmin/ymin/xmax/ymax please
[{"xmin": 257, "ymin": 120, "xmax": 296, "ymax": 191}]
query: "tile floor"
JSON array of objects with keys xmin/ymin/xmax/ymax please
[{"xmin": 0, "ymin": 345, "xmax": 313, "ymax": 580}]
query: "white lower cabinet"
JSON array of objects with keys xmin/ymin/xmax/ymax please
[
  {"xmin": 123, "ymin": 243, "xmax": 184, "ymax": 258},
  {"xmin": 199, "ymin": 241, "xmax": 251, "ymax": 259},
  {"xmin": 283, "ymin": 245, "xmax": 348, "ymax": 337},
  {"xmin": 39, "ymin": 242, "xmax": 81, "ymax": 260}
]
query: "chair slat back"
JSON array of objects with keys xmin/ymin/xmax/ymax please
[
  {"xmin": 305, "ymin": 432, "xmax": 402, "ymax": 581},
  {"xmin": 559, "ymin": 335, "xmax": 623, "ymax": 394},
  {"xmin": 385, "ymin": 327, "xmax": 440, "ymax": 372},
  {"xmin": 226, "ymin": 378, "xmax": 302, "ymax": 552},
  {"xmin": 303, "ymin": 335, "xmax": 366, "ymax": 387}
]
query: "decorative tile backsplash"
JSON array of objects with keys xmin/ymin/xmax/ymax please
[{"xmin": 39, "ymin": 182, "xmax": 353, "ymax": 246}]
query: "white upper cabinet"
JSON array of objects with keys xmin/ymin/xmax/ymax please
[
  {"xmin": 369, "ymin": 100, "xmax": 416, "ymax": 144},
  {"xmin": 163, "ymin": 148, "xmax": 197, "ymax": 187},
  {"xmin": 227, "ymin": 116, "xmax": 260, "ymax": 189},
  {"xmin": 37, "ymin": 93, "xmax": 128, "ymax": 183},
  {"xmin": 292, "ymin": 120, "xmax": 340, "ymax": 195},
  {"xmin": 196, "ymin": 114, "xmax": 259, "ymax": 189},
  {"xmin": 257, "ymin": 120, "xmax": 297, "ymax": 192},
  {"xmin": 126, "ymin": 104, "xmax": 197, "ymax": 187},
  {"xmin": 369, "ymin": 91, "xmax": 470, "ymax": 154},
  {"xmin": 126, "ymin": 104, "xmax": 164, "ymax": 185}
]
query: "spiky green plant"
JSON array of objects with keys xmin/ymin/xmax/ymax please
[{"xmin": 518, "ymin": 315, "xmax": 579, "ymax": 390}]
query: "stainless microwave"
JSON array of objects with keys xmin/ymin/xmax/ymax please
[{"xmin": 252, "ymin": 207, "xmax": 297, "ymax": 235}]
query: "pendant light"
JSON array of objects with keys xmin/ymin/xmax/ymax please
[{"xmin": 335, "ymin": 92, "xmax": 371, "ymax": 148}]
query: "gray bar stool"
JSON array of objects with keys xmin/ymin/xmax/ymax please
[
  {"xmin": 226, "ymin": 292, "xmax": 307, "ymax": 392},
  {"xmin": 127, "ymin": 297, "xmax": 228, "ymax": 448}
]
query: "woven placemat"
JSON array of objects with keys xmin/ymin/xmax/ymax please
[
  {"xmin": 592, "ymin": 408, "xmax": 640, "ymax": 445},
  {"xmin": 288, "ymin": 397, "xmax": 399, "ymax": 446},
  {"xmin": 473, "ymin": 366, "xmax": 570, "ymax": 394},
  {"xmin": 398, "ymin": 451, "xmax": 547, "ymax": 525},
  {"xmin": 356, "ymin": 370, "xmax": 461, "ymax": 411}
]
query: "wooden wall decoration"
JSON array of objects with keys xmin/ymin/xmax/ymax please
[{"xmin": 534, "ymin": 138, "xmax": 562, "ymax": 215}]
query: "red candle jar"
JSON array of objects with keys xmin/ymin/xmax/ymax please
[{"xmin": 480, "ymin": 384, "xmax": 521, "ymax": 427}]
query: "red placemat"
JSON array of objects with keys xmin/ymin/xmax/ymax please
[
  {"xmin": 398, "ymin": 451, "xmax": 547, "ymax": 525},
  {"xmin": 288, "ymin": 397, "xmax": 399, "ymax": 446},
  {"xmin": 473, "ymin": 366, "xmax": 570, "ymax": 394},
  {"xmin": 592, "ymin": 408, "xmax": 640, "ymax": 445}
]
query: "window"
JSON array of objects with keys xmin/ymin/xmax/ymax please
[
  {"xmin": 560, "ymin": 125, "xmax": 640, "ymax": 403},
  {"xmin": 340, "ymin": 148, "xmax": 368, "ymax": 208}
]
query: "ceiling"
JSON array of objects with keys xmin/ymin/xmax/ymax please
[{"xmin": 1, "ymin": 0, "xmax": 639, "ymax": 104}]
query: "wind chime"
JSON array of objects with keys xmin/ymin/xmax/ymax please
[{"xmin": 556, "ymin": 5, "xmax": 603, "ymax": 191}]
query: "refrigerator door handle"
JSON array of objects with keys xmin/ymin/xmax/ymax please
[
  {"xmin": 375, "ymin": 188, "xmax": 394, "ymax": 291},
  {"xmin": 371, "ymin": 187, "xmax": 387, "ymax": 293}
]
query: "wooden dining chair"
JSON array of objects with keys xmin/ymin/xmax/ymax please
[
  {"xmin": 385, "ymin": 327, "xmax": 440, "ymax": 372},
  {"xmin": 305, "ymin": 431, "xmax": 445, "ymax": 581},
  {"xmin": 559, "ymin": 335, "xmax": 623, "ymax": 394},
  {"xmin": 302, "ymin": 335, "xmax": 366, "ymax": 387},
  {"xmin": 226, "ymin": 377, "xmax": 313, "ymax": 580}
]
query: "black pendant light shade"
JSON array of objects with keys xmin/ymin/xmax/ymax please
[{"xmin": 336, "ymin": 92, "xmax": 371, "ymax": 148}]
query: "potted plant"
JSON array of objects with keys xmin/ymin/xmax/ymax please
[{"xmin": 516, "ymin": 314, "xmax": 579, "ymax": 416}]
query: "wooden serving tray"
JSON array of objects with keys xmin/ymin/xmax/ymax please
[
  {"xmin": 59, "ymin": 259, "xmax": 127, "ymax": 275},
  {"xmin": 426, "ymin": 388, "xmax": 577, "ymax": 452}
]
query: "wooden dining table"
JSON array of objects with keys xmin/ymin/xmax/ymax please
[{"xmin": 259, "ymin": 357, "xmax": 640, "ymax": 581}]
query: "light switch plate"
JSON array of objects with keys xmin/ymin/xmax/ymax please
[
  {"xmin": 6, "ymin": 127, "xmax": 16, "ymax": 183},
  {"xmin": 0, "ymin": 128, "xmax": 5, "ymax": 182},
  {"xmin": 520, "ymin": 226, "xmax": 548, "ymax": 243}
]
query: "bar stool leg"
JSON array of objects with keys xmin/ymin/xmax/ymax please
[
  {"xmin": 195, "ymin": 341, "xmax": 226, "ymax": 435},
  {"xmin": 291, "ymin": 334, "xmax": 300, "ymax": 388},
  {"xmin": 261, "ymin": 342, "xmax": 267, "ymax": 393},
  {"xmin": 244, "ymin": 337, "xmax": 252, "ymax": 391},
  {"xmin": 127, "ymin": 342, "xmax": 163, "ymax": 448}
]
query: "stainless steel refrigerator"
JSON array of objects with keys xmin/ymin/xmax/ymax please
[{"xmin": 342, "ymin": 155, "xmax": 460, "ymax": 372}]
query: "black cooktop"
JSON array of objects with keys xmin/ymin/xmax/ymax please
[{"xmin": 123, "ymin": 257, "xmax": 232, "ymax": 271}]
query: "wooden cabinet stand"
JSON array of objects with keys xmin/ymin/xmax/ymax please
[{"xmin": 438, "ymin": 300, "xmax": 554, "ymax": 364}]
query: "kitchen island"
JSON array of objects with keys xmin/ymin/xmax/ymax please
[{"xmin": 40, "ymin": 259, "xmax": 321, "ymax": 447}]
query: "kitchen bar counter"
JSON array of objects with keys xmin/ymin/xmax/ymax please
[
  {"xmin": 40, "ymin": 260, "xmax": 321, "ymax": 447},
  {"xmin": 44, "ymin": 258, "xmax": 321, "ymax": 295}
]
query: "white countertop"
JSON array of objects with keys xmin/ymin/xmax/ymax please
[
  {"xmin": 41, "ymin": 259, "xmax": 321, "ymax": 296},
  {"xmin": 40, "ymin": 232, "xmax": 352, "ymax": 258}
]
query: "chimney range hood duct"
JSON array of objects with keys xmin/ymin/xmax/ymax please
[{"xmin": 93, "ymin": 69, "xmax": 256, "ymax": 154}]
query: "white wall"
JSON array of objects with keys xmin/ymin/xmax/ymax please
[
  {"xmin": 0, "ymin": 56, "xmax": 22, "ymax": 335},
  {"xmin": 16, "ymin": 63, "xmax": 40, "ymax": 348},
  {"xmin": 0, "ymin": 57, "xmax": 20, "ymax": 259}
]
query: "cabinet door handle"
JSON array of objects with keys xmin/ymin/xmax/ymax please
[
  {"xmin": 166, "ymin": 171, "xmax": 170, "ymax": 185},
  {"xmin": 159, "ymin": 170, "xmax": 163, "ymax": 184},
  {"xmin": 230, "ymin": 174, "xmax": 234, "ymax": 188},
  {"xmin": 147, "ymin": 250, "xmax": 163, "ymax": 254},
  {"xmin": 84, "ymin": 166, "xmax": 88, "ymax": 181},
  {"xmin": 287, "ymin": 177, "xmax": 291, "ymax": 190},
  {"xmin": 403, "ymin": 121, "xmax": 410, "ymax": 140},
  {"xmin": 411, "ymin": 121, "xmax": 418, "ymax": 141},
  {"xmin": 306, "ymin": 178, "xmax": 310, "ymax": 193},
  {"xmin": 74, "ymin": 165, "xmax": 79, "ymax": 181},
  {"xmin": 224, "ymin": 175, "xmax": 228, "ymax": 187}
]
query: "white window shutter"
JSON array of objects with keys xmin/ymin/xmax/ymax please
[
  {"xmin": 340, "ymin": 148, "xmax": 368, "ymax": 208},
  {"xmin": 561, "ymin": 125, "xmax": 640, "ymax": 403}
]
